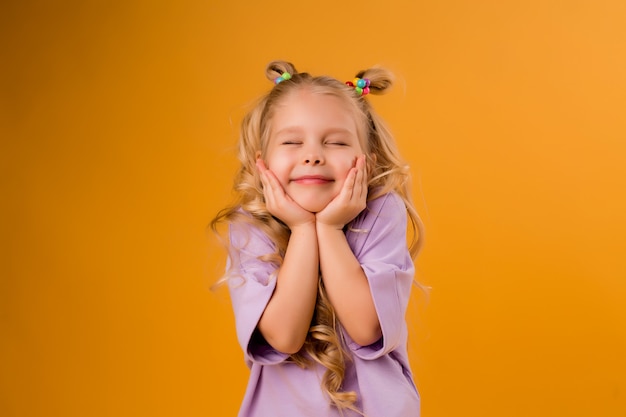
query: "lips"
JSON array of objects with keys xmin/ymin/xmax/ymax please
[{"xmin": 291, "ymin": 175, "xmax": 334, "ymax": 185}]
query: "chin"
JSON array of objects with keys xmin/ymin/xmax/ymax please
[
  {"xmin": 296, "ymin": 198, "xmax": 331, "ymax": 214},
  {"xmin": 300, "ymin": 204, "xmax": 326, "ymax": 213}
]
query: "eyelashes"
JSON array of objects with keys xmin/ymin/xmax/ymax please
[{"xmin": 279, "ymin": 140, "xmax": 348, "ymax": 146}]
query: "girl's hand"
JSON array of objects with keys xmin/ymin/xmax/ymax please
[
  {"xmin": 316, "ymin": 155, "xmax": 368, "ymax": 230},
  {"xmin": 257, "ymin": 159, "xmax": 315, "ymax": 228}
]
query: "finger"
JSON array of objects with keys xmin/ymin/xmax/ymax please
[
  {"xmin": 259, "ymin": 172, "xmax": 275, "ymax": 208},
  {"xmin": 256, "ymin": 158, "xmax": 269, "ymax": 176},
  {"xmin": 353, "ymin": 156, "xmax": 363, "ymax": 189},
  {"xmin": 257, "ymin": 160, "xmax": 278, "ymax": 208},
  {"xmin": 264, "ymin": 169, "xmax": 285, "ymax": 196},
  {"xmin": 257, "ymin": 159, "xmax": 281, "ymax": 194},
  {"xmin": 345, "ymin": 155, "xmax": 365, "ymax": 202},
  {"xmin": 256, "ymin": 159, "xmax": 269, "ymax": 190},
  {"xmin": 335, "ymin": 155, "xmax": 359, "ymax": 200},
  {"xmin": 355, "ymin": 154, "xmax": 367, "ymax": 199},
  {"xmin": 340, "ymin": 167, "xmax": 357, "ymax": 202}
]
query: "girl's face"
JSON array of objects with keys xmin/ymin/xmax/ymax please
[{"xmin": 262, "ymin": 88, "xmax": 365, "ymax": 213}]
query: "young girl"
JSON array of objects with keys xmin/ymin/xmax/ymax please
[{"xmin": 212, "ymin": 60, "xmax": 424, "ymax": 417}]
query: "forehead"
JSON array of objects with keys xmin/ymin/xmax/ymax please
[{"xmin": 269, "ymin": 89, "xmax": 361, "ymax": 135}]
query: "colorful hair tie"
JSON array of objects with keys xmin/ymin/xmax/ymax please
[
  {"xmin": 345, "ymin": 77, "xmax": 370, "ymax": 96},
  {"xmin": 274, "ymin": 72, "xmax": 292, "ymax": 84}
]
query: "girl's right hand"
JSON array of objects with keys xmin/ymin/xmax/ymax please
[{"xmin": 256, "ymin": 159, "xmax": 315, "ymax": 228}]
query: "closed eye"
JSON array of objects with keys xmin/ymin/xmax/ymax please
[{"xmin": 281, "ymin": 140, "xmax": 302, "ymax": 145}]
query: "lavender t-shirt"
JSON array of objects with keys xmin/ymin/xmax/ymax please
[{"xmin": 227, "ymin": 192, "xmax": 420, "ymax": 417}]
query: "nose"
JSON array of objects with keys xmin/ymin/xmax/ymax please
[
  {"xmin": 304, "ymin": 156, "xmax": 322, "ymax": 165},
  {"xmin": 302, "ymin": 146, "xmax": 324, "ymax": 165}
]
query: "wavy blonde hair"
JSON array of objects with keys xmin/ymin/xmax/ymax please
[{"xmin": 211, "ymin": 60, "xmax": 424, "ymax": 413}]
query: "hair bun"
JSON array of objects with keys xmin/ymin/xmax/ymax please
[
  {"xmin": 265, "ymin": 61, "xmax": 297, "ymax": 83},
  {"xmin": 355, "ymin": 67, "xmax": 393, "ymax": 94}
]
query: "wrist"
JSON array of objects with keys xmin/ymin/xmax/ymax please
[
  {"xmin": 290, "ymin": 219, "xmax": 317, "ymax": 234},
  {"xmin": 315, "ymin": 221, "xmax": 345, "ymax": 233}
]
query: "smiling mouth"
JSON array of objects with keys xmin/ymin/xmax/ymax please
[{"xmin": 291, "ymin": 176, "xmax": 334, "ymax": 185}]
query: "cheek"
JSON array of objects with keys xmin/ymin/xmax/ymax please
[
  {"xmin": 336, "ymin": 157, "xmax": 357, "ymax": 179},
  {"xmin": 326, "ymin": 165, "xmax": 350, "ymax": 190},
  {"xmin": 266, "ymin": 157, "xmax": 291, "ymax": 183}
]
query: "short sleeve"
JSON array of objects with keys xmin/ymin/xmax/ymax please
[
  {"xmin": 344, "ymin": 193, "xmax": 415, "ymax": 360},
  {"xmin": 227, "ymin": 221, "xmax": 289, "ymax": 366}
]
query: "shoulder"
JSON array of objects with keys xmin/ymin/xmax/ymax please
[
  {"xmin": 355, "ymin": 191, "xmax": 407, "ymax": 228},
  {"xmin": 346, "ymin": 191, "xmax": 408, "ymax": 256},
  {"xmin": 366, "ymin": 191, "xmax": 406, "ymax": 216},
  {"xmin": 228, "ymin": 209, "xmax": 275, "ymax": 252}
]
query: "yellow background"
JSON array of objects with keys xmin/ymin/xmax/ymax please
[{"xmin": 2, "ymin": 1, "xmax": 625, "ymax": 416}]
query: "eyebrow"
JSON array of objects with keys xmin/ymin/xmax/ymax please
[{"xmin": 273, "ymin": 127, "xmax": 354, "ymax": 136}]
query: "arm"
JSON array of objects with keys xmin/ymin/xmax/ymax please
[
  {"xmin": 255, "ymin": 159, "xmax": 319, "ymax": 354},
  {"xmin": 317, "ymin": 225, "xmax": 381, "ymax": 346},
  {"xmin": 345, "ymin": 192, "xmax": 415, "ymax": 358},
  {"xmin": 257, "ymin": 222, "xmax": 318, "ymax": 354},
  {"xmin": 316, "ymin": 155, "xmax": 381, "ymax": 346}
]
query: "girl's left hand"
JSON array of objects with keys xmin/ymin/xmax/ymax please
[{"xmin": 316, "ymin": 154, "xmax": 368, "ymax": 229}]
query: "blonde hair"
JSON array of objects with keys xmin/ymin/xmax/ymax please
[{"xmin": 211, "ymin": 60, "xmax": 424, "ymax": 413}]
